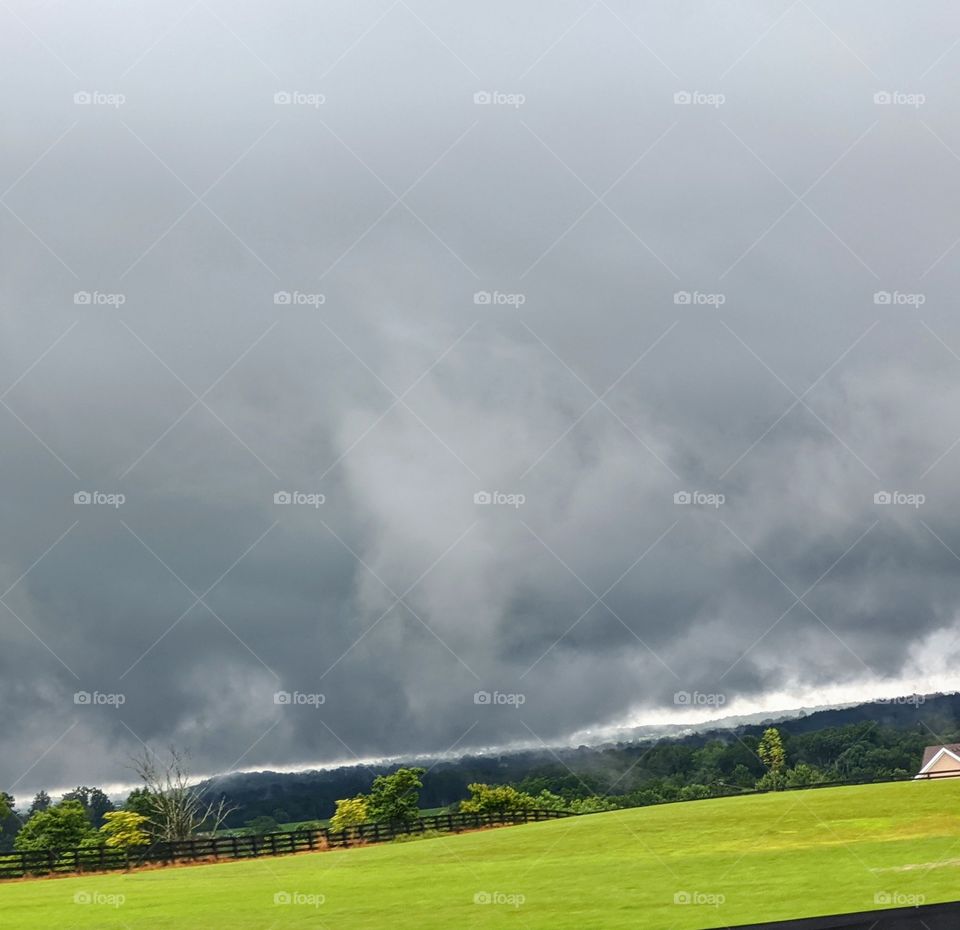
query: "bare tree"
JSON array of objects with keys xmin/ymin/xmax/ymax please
[{"xmin": 130, "ymin": 746, "xmax": 235, "ymax": 842}]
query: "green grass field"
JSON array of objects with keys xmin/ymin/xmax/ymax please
[{"xmin": 4, "ymin": 779, "xmax": 960, "ymax": 929}]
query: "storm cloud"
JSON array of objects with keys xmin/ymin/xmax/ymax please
[{"xmin": 3, "ymin": 0, "xmax": 960, "ymax": 797}]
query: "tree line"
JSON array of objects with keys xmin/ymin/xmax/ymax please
[{"xmin": 0, "ymin": 720, "xmax": 942, "ymax": 855}]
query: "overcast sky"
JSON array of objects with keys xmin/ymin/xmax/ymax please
[{"xmin": 3, "ymin": 0, "xmax": 960, "ymax": 800}]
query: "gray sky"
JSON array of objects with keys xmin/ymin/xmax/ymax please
[{"xmin": 3, "ymin": 0, "xmax": 960, "ymax": 799}]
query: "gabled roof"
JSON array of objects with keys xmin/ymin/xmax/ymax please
[{"xmin": 919, "ymin": 743, "xmax": 960, "ymax": 773}]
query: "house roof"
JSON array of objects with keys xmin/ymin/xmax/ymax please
[{"xmin": 920, "ymin": 743, "xmax": 960, "ymax": 771}]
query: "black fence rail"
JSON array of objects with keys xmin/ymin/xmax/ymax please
[{"xmin": 0, "ymin": 808, "xmax": 572, "ymax": 879}]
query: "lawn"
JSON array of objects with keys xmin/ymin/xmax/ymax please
[{"xmin": 3, "ymin": 779, "xmax": 960, "ymax": 929}]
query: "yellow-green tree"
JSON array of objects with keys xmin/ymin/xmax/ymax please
[
  {"xmin": 99, "ymin": 810, "xmax": 150, "ymax": 848},
  {"xmin": 460, "ymin": 783, "xmax": 536, "ymax": 814},
  {"xmin": 758, "ymin": 728, "xmax": 786, "ymax": 774},
  {"xmin": 330, "ymin": 796, "xmax": 369, "ymax": 832}
]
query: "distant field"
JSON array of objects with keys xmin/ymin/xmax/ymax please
[{"xmin": 4, "ymin": 780, "xmax": 960, "ymax": 929}]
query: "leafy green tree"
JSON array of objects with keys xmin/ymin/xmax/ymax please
[
  {"xmin": 755, "ymin": 770, "xmax": 788, "ymax": 791},
  {"xmin": 330, "ymin": 796, "xmax": 369, "ymax": 832},
  {"xmin": 124, "ymin": 788, "xmax": 157, "ymax": 817},
  {"xmin": 0, "ymin": 793, "xmax": 20, "ymax": 853},
  {"xmin": 14, "ymin": 800, "xmax": 93, "ymax": 853},
  {"xmin": 566, "ymin": 795, "xmax": 618, "ymax": 814},
  {"xmin": 785, "ymin": 763, "xmax": 826, "ymax": 787},
  {"xmin": 245, "ymin": 816, "xmax": 278, "ymax": 835},
  {"xmin": 367, "ymin": 768, "xmax": 425, "ymax": 824},
  {"xmin": 61, "ymin": 786, "xmax": 115, "ymax": 828},
  {"xmin": 29, "ymin": 791, "xmax": 51, "ymax": 815},
  {"xmin": 730, "ymin": 764, "xmax": 755, "ymax": 787},
  {"xmin": 758, "ymin": 728, "xmax": 786, "ymax": 774},
  {"xmin": 99, "ymin": 811, "xmax": 150, "ymax": 848},
  {"xmin": 461, "ymin": 783, "xmax": 536, "ymax": 814}
]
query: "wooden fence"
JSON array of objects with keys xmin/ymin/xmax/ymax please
[{"xmin": 0, "ymin": 808, "xmax": 573, "ymax": 879}]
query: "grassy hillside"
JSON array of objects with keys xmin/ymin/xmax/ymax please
[{"xmin": 4, "ymin": 779, "xmax": 960, "ymax": 929}]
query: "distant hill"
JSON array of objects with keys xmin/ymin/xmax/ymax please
[{"xmin": 205, "ymin": 691, "xmax": 960, "ymax": 826}]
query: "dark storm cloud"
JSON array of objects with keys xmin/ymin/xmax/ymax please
[{"xmin": 2, "ymin": 0, "xmax": 960, "ymax": 797}]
